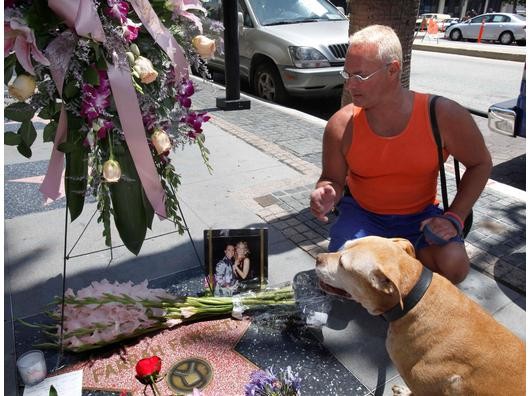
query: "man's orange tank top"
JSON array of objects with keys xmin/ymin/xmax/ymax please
[{"xmin": 346, "ymin": 92, "xmax": 447, "ymax": 215}]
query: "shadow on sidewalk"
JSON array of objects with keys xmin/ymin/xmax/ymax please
[{"xmin": 490, "ymin": 154, "xmax": 526, "ymax": 191}]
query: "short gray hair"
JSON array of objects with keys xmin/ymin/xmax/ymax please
[{"xmin": 349, "ymin": 25, "xmax": 403, "ymax": 66}]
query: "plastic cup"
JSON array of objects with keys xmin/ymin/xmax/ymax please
[{"xmin": 16, "ymin": 350, "xmax": 47, "ymax": 386}]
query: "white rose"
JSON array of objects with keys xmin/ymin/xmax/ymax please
[
  {"xmin": 8, "ymin": 74, "xmax": 36, "ymax": 101},
  {"xmin": 151, "ymin": 129, "xmax": 172, "ymax": 155},
  {"xmin": 192, "ymin": 35, "xmax": 216, "ymax": 60},
  {"xmin": 102, "ymin": 159, "xmax": 122, "ymax": 183},
  {"xmin": 133, "ymin": 56, "xmax": 158, "ymax": 84}
]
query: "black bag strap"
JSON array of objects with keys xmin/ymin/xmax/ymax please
[
  {"xmin": 429, "ymin": 95, "xmax": 449, "ymax": 210},
  {"xmin": 429, "ymin": 95, "xmax": 473, "ymax": 238}
]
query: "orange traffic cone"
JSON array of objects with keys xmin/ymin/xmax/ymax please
[{"xmin": 477, "ymin": 17, "xmax": 486, "ymax": 43}]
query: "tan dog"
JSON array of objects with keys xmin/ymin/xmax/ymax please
[{"xmin": 315, "ymin": 236, "xmax": 525, "ymax": 396}]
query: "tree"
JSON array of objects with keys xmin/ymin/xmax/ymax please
[{"xmin": 341, "ymin": 0, "xmax": 420, "ymax": 106}]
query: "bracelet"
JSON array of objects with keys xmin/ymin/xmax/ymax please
[{"xmin": 444, "ymin": 211, "xmax": 464, "ymax": 229}]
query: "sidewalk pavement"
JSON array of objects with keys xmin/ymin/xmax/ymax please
[
  {"xmin": 4, "ymin": 48, "xmax": 526, "ymax": 395},
  {"xmin": 412, "ymin": 33, "xmax": 526, "ymax": 62}
]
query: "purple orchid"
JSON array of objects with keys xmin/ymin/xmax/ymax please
[
  {"xmin": 122, "ymin": 19, "xmax": 142, "ymax": 42},
  {"xmin": 106, "ymin": 0, "xmax": 129, "ymax": 24},
  {"xmin": 81, "ymin": 70, "xmax": 111, "ymax": 122},
  {"xmin": 177, "ymin": 78, "xmax": 195, "ymax": 108},
  {"xmin": 181, "ymin": 111, "xmax": 210, "ymax": 137},
  {"xmin": 96, "ymin": 119, "xmax": 114, "ymax": 139}
]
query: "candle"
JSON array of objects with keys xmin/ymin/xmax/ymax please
[{"xmin": 16, "ymin": 350, "xmax": 47, "ymax": 386}]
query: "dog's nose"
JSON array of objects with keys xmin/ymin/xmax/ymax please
[{"xmin": 315, "ymin": 254, "xmax": 326, "ymax": 266}]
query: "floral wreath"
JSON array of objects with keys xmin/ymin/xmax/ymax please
[{"xmin": 4, "ymin": 0, "xmax": 224, "ymax": 254}]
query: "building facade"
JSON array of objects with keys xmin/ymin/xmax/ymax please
[{"xmin": 419, "ymin": 0, "xmax": 525, "ymax": 18}]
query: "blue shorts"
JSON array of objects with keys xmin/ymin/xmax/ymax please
[{"xmin": 328, "ymin": 196, "xmax": 464, "ymax": 252}]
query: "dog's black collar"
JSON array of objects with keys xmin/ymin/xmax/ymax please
[{"xmin": 381, "ymin": 267, "xmax": 433, "ymax": 322}]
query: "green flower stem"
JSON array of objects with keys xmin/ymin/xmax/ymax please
[
  {"xmin": 107, "ymin": 132, "xmax": 115, "ymax": 161},
  {"xmin": 150, "ymin": 376, "xmax": 161, "ymax": 396}
]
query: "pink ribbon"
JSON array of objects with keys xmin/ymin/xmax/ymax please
[
  {"xmin": 129, "ymin": 0, "xmax": 189, "ymax": 79},
  {"xmin": 107, "ymin": 62, "xmax": 166, "ymax": 215},
  {"xmin": 42, "ymin": 0, "xmax": 170, "ymax": 216}
]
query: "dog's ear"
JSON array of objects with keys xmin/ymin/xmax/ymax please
[
  {"xmin": 391, "ymin": 238, "xmax": 416, "ymax": 258},
  {"xmin": 369, "ymin": 269, "xmax": 404, "ymax": 309}
]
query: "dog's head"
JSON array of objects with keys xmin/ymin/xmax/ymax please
[{"xmin": 315, "ymin": 236, "xmax": 421, "ymax": 315}]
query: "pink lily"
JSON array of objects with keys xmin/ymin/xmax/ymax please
[
  {"xmin": 166, "ymin": 0, "xmax": 207, "ymax": 33},
  {"xmin": 4, "ymin": 17, "xmax": 50, "ymax": 75},
  {"xmin": 106, "ymin": 0, "xmax": 129, "ymax": 24}
]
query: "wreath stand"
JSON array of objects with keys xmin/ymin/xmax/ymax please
[{"xmin": 52, "ymin": 193, "xmax": 204, "ymax": 371}]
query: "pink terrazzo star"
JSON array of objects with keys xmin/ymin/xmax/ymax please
[
  {"xmin": 56, "ymin": 319, "xmax": 257, "ymax": 395},
  {"xmin": 9, "ymin": 171, "xmax": 65, "ymax": 204}
]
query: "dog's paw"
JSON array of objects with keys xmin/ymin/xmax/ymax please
[{"xmin": 392, "ymin": 384, "xmax": 412, "ymax": 396}]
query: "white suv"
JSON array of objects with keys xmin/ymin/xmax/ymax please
[{"xmin": 203, "ymin": 0, "xmax": 349, "ymax": 103}]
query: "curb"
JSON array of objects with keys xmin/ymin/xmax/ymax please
[{"xmin": 412, "ymin": 42, "xmax": 526, "ymax": 62}]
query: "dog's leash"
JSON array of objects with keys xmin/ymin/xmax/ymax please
[{"xmin": 381, "ymin": 266, "xmax": 433, "ymax": 322}]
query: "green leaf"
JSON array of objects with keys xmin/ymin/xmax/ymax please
[
  {"xmin": 83, "ymin": 67, "xmax": 100, "ymax": 86},
  {"xmin": 4, "ymin": 132, "xmax": 21, "ymax": 146},
  {"xmin": 142, "ymin": 190, "xmax": 155, "ymax": 230},
  {"xmin": 49, "ymin": 385, "xmax": 58, "ymax": 396},
  {"xmin": 4, "ymin": 102, "xmax": 36, "ymax": 122},
  {"xmin": 4, "ymin": 53, "xmax": 16, "ymax": 85},
  {"xmin": 65, "ymin": 113, "xmax": 88, "ymax": 221},
  {"xmin": 109, "ymin": 148, "xmax": 149, "ymax": 255},
  {"xmin": 43, "ymin": 120, "xmax": 58, "ymax": 142},
  {"xmin": 17, "ymin": 141, "xmax": 32, "ymax": 158},
  {"xmin": 57, "ymin": 142, "xmax": 77, "ymax": 153},
  {"xmin": 63, "ymin": 80, "xmax": 80, "ymax": 99},
  {"xmin": 38, "ymin": 102, "xmax": 61, "ymax": 119},
  {"xmin": 19, "ymin": 120, "xmax": 37, "ymax": 147}
]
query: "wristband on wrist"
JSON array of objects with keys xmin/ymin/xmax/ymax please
[{"xmin": 444, "ymin": 211, "xmax": 464, "ymax": 229}]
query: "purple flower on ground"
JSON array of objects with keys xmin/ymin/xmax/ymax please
[
  {"xmin": 181, "ymin": 111, "xmax": 210, "ymax": 137},
  {"xmin": 244, "ymin": 366, "xmax": 302, "ymax": 396},
  {"xmin": 244, "ymin": 369, "xmax": 276, "ymax": 396},
  {"xmin": 106, "ymin": 0, "xmax": 129, "ymax": 23}
]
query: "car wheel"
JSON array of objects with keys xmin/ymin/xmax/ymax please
[
  {"xmin": 516, "ymin": 39, "xmax": 526, "ymax": 46},
  {"xmin": 449, "ymin": 29, "xmax": 462, "ymax": 41},
  {"xmin": 499, "ymin": 31, "xmax": 514, "ymax": 45},
  {"xmin": 253, "ymin": 62, "xmax": 287, "ymax": 104}
]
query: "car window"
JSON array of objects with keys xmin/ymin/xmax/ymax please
[
  {"xmin": 491, "ymin": 15, "xmax": 509, "ymax": 22},
  {"xmin": 470, "ymin": 15, "xmax": 487, "ymax": 23},
  {"xmin": 249, "ymin": 0, "xmax": 346, "ymax": 26}
]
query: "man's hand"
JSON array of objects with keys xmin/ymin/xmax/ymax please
[
  {"xmin": 420, "ymin": 216, "xmax": 459, "ymax": 244},
  {"xmin": 310, "ymin": 185, "xmax": 336, "ymax": 222}
]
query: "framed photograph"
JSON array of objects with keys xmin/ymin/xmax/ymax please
[{"xmin": 204, "ymin": 228, "xmax": 268, "ymax": 296}]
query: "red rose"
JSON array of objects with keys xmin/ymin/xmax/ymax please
[{"xmin": 135, "ymin": 356, "xmax": 162, "ymax": 384}]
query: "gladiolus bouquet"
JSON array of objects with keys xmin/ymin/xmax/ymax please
[
  {"xmin": 24, "ymin": 279, "xmax": 295, "ymax": 353},
  {"xmin": 4, "ymin": 1, "xmax": 223, "ymax": 255}
]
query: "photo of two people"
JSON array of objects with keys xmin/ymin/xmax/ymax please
[{"xmin": 204, "ymin": 229, "xmax": 268, "ymax": 297}]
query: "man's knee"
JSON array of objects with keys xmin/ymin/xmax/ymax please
[
  {"xmin": 418, "ymin": 243, "xmax": 469, "ymax": 284},
  {"xmin": 436, "ymin": 244, "xmax": 470, "ymax": 284}
]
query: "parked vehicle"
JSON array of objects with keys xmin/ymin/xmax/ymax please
[
  {"xmin": 488, "ymin": 66, "xmax": 526, "ymax": 138},
  {"xmin": 203, "ymin": 0, "xmax": 349, "ymax": 103},
  {"xmin": 415, "ymin": 13, "xmax": 452, "ymax": 30},
  {"xmin": 445, "ymin": 13, "xmax": 526, "ymax": 45},
  {"xmin": 439, "ymin": 17, "xmax": 460, "ymax": 31}
]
